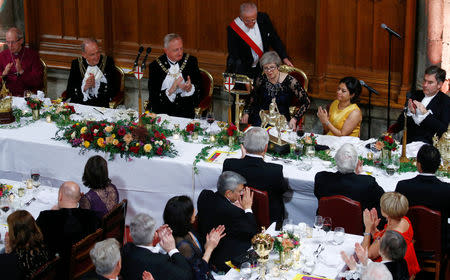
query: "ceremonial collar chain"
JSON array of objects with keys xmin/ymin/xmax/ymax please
[{"xmin": 157, "ymin": 54, "xmax": 190, "ymax": 78}]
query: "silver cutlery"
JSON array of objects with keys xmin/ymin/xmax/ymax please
[{"xmin": 25, "ymin": 197, "xmax": 36, "ymax": 206}]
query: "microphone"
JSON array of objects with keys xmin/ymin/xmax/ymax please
[
  {"xmin": 381, "ymin": 23, "xmax": 401, "ymax": 39},
  {"xmin": 360, "ymin": 80, "xmax": 379, "ymax": 95},
  {"xmin": 133, "ymin": 46, "xmax": 144, "ymax": 68},
  {"xmin": 141, "ymin": 47, "xmax": 152, "ymax": 71}
]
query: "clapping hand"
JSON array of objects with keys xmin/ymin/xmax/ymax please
[
  {"xmin": 158, "ymin": 225, "xmax": 176, "ymax": 253},
  {"xmin": 2, "ymin": 62, "xmax": 13, "ymax": 76},
  {"xmin": 84, "ymin": 73, "xmax": 95, "ymax": 91},
  {"xmin": 142, "ymin": 271, "xmax": 154, "ymax": 280},
  {"xmin": 363, "ymin": 208, "xmax": 380, "ymax": 234},
  {"xmin": 317, "ymin": 106, "xmax": 329, "ymax": 124},
  {"xmin": 407, "ymin": 99, "xmax": 416, "ymax": 114},
  {"xmin": 205, "ymin": 225, "xmax": 226, "ymax": 251},
  {"xmin": 168, "ymin": 76, "xmax": 184, "ymax": 95},
  {"xmin": 239, "ymin": 187, "xmax": 253, "ymax": 210},
  {"xmin": 180, "ymin": 76, "xmax": 192, "ymax": 92},
  {"xmin": 288, "ymin": 118, "xmax": 298, "ymax": 131},
  {"xmin": 413, "ymin": 100, "xmax": 427, "ymax": 114},
  {"xmin": 340, "ymin": 251, "xmax": 357, "ymax": 270},
  {"xmin": 15, "ymin": 58, "xmax": 23, "ymax": 75},
  {"xmin": 354, "ymin": 243, "xmax": 368, "ymax": 265}
]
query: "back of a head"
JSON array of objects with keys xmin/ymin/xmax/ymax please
[
  {"xmin": 417, "ymin": 144, "xmax": 441, "ymax": 174},
  {"xmin": 243, "ymin": 127, "xmax": 269, "ymax": 154},
  {"xmin": 60, "ymin": 181, "xmax": 81, "ymax": 203},
  {"xmin": 217, "ymin": 171, "xmax": 247, "ymax": 195},
  {"xmin": 334, "ymin": 143, "xmax": 358, "ymax": 174},
  {"xmin": 82, "ymin": 155, "xmax": 110, "ymax": 189},
  {"xmin": 163, "ymin": 195, "xmax": 194, "ymax": 237},
  {"xmin": 130, "ymin": 213, "xmax": 155, "ymax": 246},
  {"xmin": 7, "ymin": 210, "xmax": 43, "ymax": 250},
  {"xmin": 380, "ymin": 230, "xmax": 407, "ymax": 261},
  {"xmin": 362, "ymin": 262, "xmax": 393, "ymax": 280},
  {"xmin": 90, "ymin": 238, "xmax": 121, "ymax": 276},
  {"xmin": 380, "ymin": 192, "xmax": 409, "ymax": 220}
]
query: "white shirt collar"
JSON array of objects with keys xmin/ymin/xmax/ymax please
[
  {"xmin": 137, "ymin": 244, "xmax": 161, "ymax": 254},
  {"xmin": 421, "ymin": 93, "xmax": 437, "ymax": 108},
  {"xmin": 419, "ymin": 173, "xmax": 436, "ymax": 176},
  {"xmin": 167, "ymin": 57, "xmax": 178, "ymax": 65},
  {"xmin": 245, "ymin": 153, "xmax": 264, "ymax": 159}
]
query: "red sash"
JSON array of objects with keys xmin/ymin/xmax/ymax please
[{"xmin": 229, "ymin": 20, "xmax": 263, "ymax": 58}]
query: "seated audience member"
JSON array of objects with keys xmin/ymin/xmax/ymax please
[
  {"xmin": 0, "ymin": 210, "xmax": 50, "ymax": 279},
  {"xmin": 66, "ymin": 38, "xmax": 118, "ymax": 107},
  {"xmin": 163, "ymin": 195, "xmax": 226, "ymax": 280},
  {"xmin": 362, "ymin": 192, "xmax": 420, "ymax": 277},
  {"xmin": 314, "ymin": 143, "xmax": 384, "ymax": 215},
  {"xmin": 121, "ymin": 213, "xmax": 193, "ymax": 280},
  {"xmin": 36, "ymin": 181, "xmax": 100, "ymax": 276},
  {"xmin": 395, "ymin": 144, "xmax": 450, "ymax": 251},
  {"xmin": 79, "ymin": 155, "xmax": 119, "ymax": 218},
  {"xmin": 223, "ymin": 127, "xmax": 289, "ymax": 226},
  {"xmin": 342, "ymin": 230, "xmax": 409, "ymax": 280},
  {"xmin": 0, "ymin": 27, "xmax": 43, "ymax": 96},
  {"xmin": 388, "ymin": 66, "xmax": 450, "ymax": 144},
  {"xmin": 240, "ymin": 51, "xmax": 310, "ymax": 130},
  {"xmin": 362, "ymin": 262, "xmax": 393, "ymax": 280},
  {"xmin": 197, "ymin": 171, "xmax": 258, "ymax": 272},
  {"xmin": 317, "ymin": 76, "xmax": 362, "ymax": 137}
]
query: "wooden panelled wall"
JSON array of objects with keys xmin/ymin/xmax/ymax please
[{"xmin": 24, "ymin": 0, "xmax": 416, "ymax": 109}]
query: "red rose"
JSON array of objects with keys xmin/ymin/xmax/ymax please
[
  {"xmin": 393, "ymin": 147, "xmax": 397, "ymax": 151},
  {"xmin": 154, "ymin": 131, "xmax": 160, "ymax": 138},
  {"xmin": 91, "ymin": 125, "xmax": 100, "ymax": 132},
  {"xmin": 160, "ymin": 133, "xmax": 166, "ymax": 140},
  {"xmin": 311, "ymin": 133, "xmax": 315, "ymax": 136},
  {"xmin": 157, "ymin": 147, "xmax": 163, "ymax": 155},
  {"xmin": 130, "ymin": 146, "xmax": 140, "ymax": 154},
  {"xmin": 227, "ymin": 124, "xmax": 237, "ymax": 136},
  {"xmin": 388, "ymin": 138, "xmax": 394, "ymax": 144},
  {"xmin": 186, "ymin": 123, "xmax": 195, "ymax": 132},
  {"xmin": 118, "ymin": 127, "xmax": 126, "ymax": 136},
  {"xmin": 101, "ymin": 123, "xmax": 106, "ymax": 127}
]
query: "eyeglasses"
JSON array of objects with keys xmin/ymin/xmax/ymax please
[
  {"xmin": 263, "ymin": 65, "xmax": 278, "ymax": 72},
  {"xmin": 5, "ymin": 38, "xmax": 21, "ymax": 45}
]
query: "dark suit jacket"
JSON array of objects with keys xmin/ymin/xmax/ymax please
[
  {"xmin": 36, "ymin": 208, "xmax": 100, "ymax": 275},
  {"xmin": 80, "ymin": 270, "xmax": 112, "ymax": 280},
  {"xmin": 121, "ymin": 243, "xmax": 192, "ymax": 280},
  {"xmin": 0, "ymin": 252, "xmax": 21, "ymax": 280},
  {"xmin": 314, "ymin": 171, "xmax": 385, "ymax": 214},
  {"xmin": 394, "ymin": 91, "xmax": 450, "ymax": 144},
  {"xmin": 395, "ymin": 174, "xmax": 450, "ymax": 251},
  {"xmin": 384, "ymin": 259, "xmax": 409, "ymax": 280},
  {"xmin": 223, "ymin": 156, "xmax": 289, "ymax": 224},
  {"xmin": 147, "ymin": 54, "xmax": 201, "ymax": 118},
  {"xmin": 197, "ymin": 190, "xmax": 258, "ymax": 272},
  {"xmin": 226, "ymin": 12, "xmax": 288, "ymax": 78},
  {"xmin": 66, "ymin": 55, "xmax": 118, "ymax": 108}
]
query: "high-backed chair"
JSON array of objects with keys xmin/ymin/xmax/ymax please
[
  {"xmin": 407, "ymin": 206, "xmax": 443, "ymax": 280},
  {"xmin": 30, "ymin": 255, "xmax": 60, "ymax": 280},
  {"xmin": 40, "ymin": 58, "xmax": 48, "ymax": 97},
  {"xmin": 102, "ymin": 199, "xmax": 127, "ymax": 246},
  {"xmin": 318, "ymin": 195, "xmax": 363, "ymax": 235},
  {"xmin": 278, "ymin": 65, "xmax": 309, "ymax": 129},
  {"xmin": 68, "ymin": 228, "xmax": 103, "ymax": 280},
  {"xmin": 196, "ymin": 68, "xmax": 214, "ymax": 114},
  {"xmin": 248, "ymin": 186, "xmax": 270, "ymax": 228}
]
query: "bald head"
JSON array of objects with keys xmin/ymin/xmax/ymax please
[
  {"xmin": 5, "ymin": 27, "xmax": 24, "ymax": 54},
  {"xmin": 59, "ymin": 181, "xmax": 81, "ymax": 204}
]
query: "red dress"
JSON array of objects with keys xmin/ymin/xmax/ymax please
[{"xmin": 373, "ymin": 216, "xmax": 420, "ymax": 276}]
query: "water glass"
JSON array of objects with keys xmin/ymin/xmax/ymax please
[
  {"xmin": 333, "ymin": 227, "xmax": 345, "ymax": 245},
  {"xmin": 283, "ymin": 219, "xmax": 294, "ymax": 234},
  {"xmin": 323, "ymin": 217, "xmax": 332, "ymax": 232},
  {"xmin": 314, "ymin": 215, "xmax": 323, "ymax": 230},
  {"xmin": 240, "ymin": 262, "xmax": 252, "ymax": 280}
]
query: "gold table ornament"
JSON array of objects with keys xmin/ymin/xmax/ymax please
[
  {"xmin": 433, "ymin": 124, "xmax": 450, "ymax": 172},
  {"xmin": 251, "ymin": 227, "xmax": 274, "ymax": 280}
]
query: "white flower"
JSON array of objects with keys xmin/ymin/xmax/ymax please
[
  {"xmin": 283, "ymin": 233, "xmax": 288, "ymax": 239},
  {"xmin": 93, "ymin": 129, "xmax": 99, "ymax": 134},
  {"xmin": 71, "ymin": 132, "xmax": 76, "ymax": 139}
]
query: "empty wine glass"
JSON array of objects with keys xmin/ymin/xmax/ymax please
[
  {"xmin": 283, "ymin": 219, "xmax": 294, "ymax": 234},
  {"xmin": 240, "ymin": 262, "xmax": 252, "ymax": 280},
  {"xmin": 333, "ymin": 227, "xmax": 345, "ymax": 245}
]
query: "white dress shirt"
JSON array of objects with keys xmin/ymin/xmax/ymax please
[
  {"xmin": 407, "ymin": 93, "xmax": 437, "ymax": 125},
  {"xmin": 234, "ymin": 17, "xmax": 263, "ymax": 67},
  {"xmin": 137, "ymin": 244, "xmax": 179, "ymax": 257}
]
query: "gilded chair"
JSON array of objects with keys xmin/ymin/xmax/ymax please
[{"xmin": 196, "ymin": 67, "xmax": 214, "ymax": 114}]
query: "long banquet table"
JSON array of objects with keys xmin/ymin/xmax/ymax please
[{"xmin": 1, "ymin": 97, "xmax": 449, "ymax": 227}]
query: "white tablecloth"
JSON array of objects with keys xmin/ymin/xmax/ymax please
[{"xmin": 1, "ymin": 98, "xmax": 448, "ymax": 227}]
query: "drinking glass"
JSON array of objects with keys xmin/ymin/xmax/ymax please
[
  {"xmin": 283, "ymin": 219, "xmax": 294, "ymax": 234},
  {"xmin": 323, "ymin": 217, "xmax": 332, "ymax": 233},
  {"xmin": 314, "ymin": 215, "xmax": 323, "ymax": 230},
  {"xmin": 206, "ymin": 111, "xmax": 215, "ymax": 133},
  {"xmin": 333, "ymin": 227, "xmax": 345, "ymax": 245},
  {"xmin": 240, "ymin": 262, "xmax": 252, "ymax": 280},
  {"xmin": 30, "ymin": 169, "xmax": 40, "ymax": 187}
]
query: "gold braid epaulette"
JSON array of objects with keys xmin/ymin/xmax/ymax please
[
  {"xmin": 77, "ymin": 55, "xmax": 108, "ymax": 76},
  {"xmin": 156, "ymin": 54, "xmax": 190, "ymax": 75}
]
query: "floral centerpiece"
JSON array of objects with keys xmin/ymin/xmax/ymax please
[
  {"xmin": 26, "ymin": 98, "xmax": 43, "ymax": 110},
  {"xmin": 56, "ymin": 120, "xmax": 176, "ymax": 159},
  {"xmin": 273, "ymin": 231, "xmax": 300, "ymax": 269},
  {"xmin": 181, "ymin": 121, "xmax": 203, "ymax": 141},
  {"xmin": 56, "ymin": 103, "xmax": 76, "ymax": 120},
  {"xmin": 0, "ymin": 183, "xmax": 12, "ymax": 198},
  {"xmin": 140, "ymin": 111, "xmax": 161, "ymax": 128},
  {"xmin": 375, "ymin": 134, "xmax": 399, "ymax": 165},
  {"xmin": 298, "ymin": 133, "xmax": 317, "ymax": 147}
]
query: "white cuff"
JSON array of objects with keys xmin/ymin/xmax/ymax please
[
  {"xmin": 180, "ymin": 84, "xmax": 195, "ymax": 97},
  {"xmin": 412, "ymin": 110, "xmax": 431, "ymax": 125},
  {"xmin": 168, "ymin": 248, "xmax": 179, "ymax": 257},
  {"xmin": 165, "ymin": 89, "xmax": 177, "ymax": 103},
  {"xmin": 244, "ymin": 208, "xmax": 253, "ymax": 214}
]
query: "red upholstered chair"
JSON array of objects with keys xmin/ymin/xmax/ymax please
[
  {"xmin": 407, "ymin": 206, "xmax": 443, "ymax": 280},
  {"xmin": 196, "ymin": 68, "xmax": 214, "ymax": 114},
  {"xmin": 278, "ymin": 65, "xmax": 309, "ymax": 130},
  {"xmin": 318, "ymin": 195, "xmax": 363, "ymax": 235},
  {"xmin": 101, "ymin": 199, "xmax": 127, "ymax": 246},
  {"xmin": 248, "ymin": 186, "xmax": 270, "ymax": 228},
  {"xmin": 68, "ymin": 228, "xmax": 103, "ymax": 280},
  {"xmin": 61, "ymin": 64, "xmax": 125, "ymax": 108}
]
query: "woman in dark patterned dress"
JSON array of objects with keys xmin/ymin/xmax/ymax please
[{"xmin": 79, "ymin": 155, "xmax": 119, "ymax": 218}]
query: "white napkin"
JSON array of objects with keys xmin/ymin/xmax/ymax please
[{"xmin": 81, "ymin": 65, "xmax": 107, "ymax": 101}]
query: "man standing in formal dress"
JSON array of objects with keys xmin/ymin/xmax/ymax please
[
  {"xmin": 395, "ymin": 145, "xmax": 450, "ymax": 252},
  {"xmin": 389, "ymin": 66, "xmax": 450, "ymax": 144},
  {"xmin": 197, "ymin": 171, "xmax": 258, "ymax": 272},
  {"xmin": 223, "ymin": 127, "xmax": 289, "ymax": 227},
  {"xmin": 0, "ymin": 27, "xmax": 43, "ymax": 96},
  {"xmin": 66, "ymin": 38, "xmax": 118, "ymax": 107},
  {"xmin": 147, "ymin": 33, "xmax": 201, "ymax": 118},
  {"xmin": 226, "ymin": 2, "xmax": 293, "ymax": 79}
]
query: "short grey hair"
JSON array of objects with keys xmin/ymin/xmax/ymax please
[
  {"xmin": 81, "ymin": 38, "xmax": 98, "ymax": 52},
  {"xmin": 7, "ymin": 27, "xmax": 23, "ymax": 40},
  {"xmin": 217, "ymin": 171, "xmax": 247, "ymax": 195},
  {"xmin": 259, "ymin": 51, "xmax": 282, "ymax": 68},
  {"xmin": 130, "ymin": 213, "xmax": 156, "ymax": 246},
  {"xmin": 164, "ymin": 33, "xmax": 182, "ymax": 48},
  {"xmin": 362, "ymin": 262, "xmax": 393, "ymax": 280},
  {"xmin": 240, "ymin": 2, "xmax": 257, "ymax": 16},
  {"xmin": 243, "ymin": 127, "xmax": 269, "ymax": 154},
  {"xmin": 380, "ymin": 230, "xmax": 407, "ymax": 261},
  {"xmin": 89, "ymin": 238, "xmax": 121, "ymax": 276},
  {"xmin": 334, "ymin": 143, "xmax": 358, "ymax": 174}
]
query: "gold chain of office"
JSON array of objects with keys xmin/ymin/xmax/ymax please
[{"xmin": 156, "ymin": 54, "xmax": 190, "ymax": 78}]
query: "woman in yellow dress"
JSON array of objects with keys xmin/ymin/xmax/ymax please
[{"xmin": 317, "ymin": 77, "xmax": 362, "ymax": 137}]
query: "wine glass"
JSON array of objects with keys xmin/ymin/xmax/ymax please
[
  {"xmin": 206, "ymin": 111, "xmax": 215, "ymax": 134},
  {"xmin": 323, "ymin": 217, "xmax": 332, "ymax": 233},
  {"xmin": 283, "ymin": 219, "xmax": 294, "ymax": 234},
  {"xmin": 314, "ymin": 215, "xmax": 323, "ymax": 230},
  {"xmin": 30, "ymin": 169, "xmax": 41, "ymax": 189},
  {"xmin": 333, "ymin": 227, "xmax": 345, "ymax": 245},
  {"xmin": 240, "ymin": 262, "xmax": 252, "ymax": 280}
]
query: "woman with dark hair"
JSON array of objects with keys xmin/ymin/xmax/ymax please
[
  {"xmin": 163, "ymin": 195, "xmax": 225, "ymax": 280},
  {"xmin": 79, "ymin": 155, "xmax": 119, "ymax": 218},
  {"xmin": 0, "ymin": 210, "xmax": 50, "ymax": 279},
  {"xmin": 317, "ymin": 76, "xmax": 362, "ymax": 137}
]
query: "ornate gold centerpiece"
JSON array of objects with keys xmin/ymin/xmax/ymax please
[
  {"xmin": 433, "ymin": 125, "xmax": 450, "ymax": 172},
  {"xmin": 251, "ymin": 227, "xmax": 274, "ymax": 280},
  {"xmin": 260, "ymin": 98, "xmax": 289, "ymax": 154},
  {"xmin": 0, "ymin": 81, "xmax": 15, "ymax": 124}
]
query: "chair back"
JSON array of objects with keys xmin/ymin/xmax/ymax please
[
  {"xmin": 39, "ymin": 58, "xmax": 48, "ymax": 96},
  {"xmin": 248, "ymin": 187, "xmax": 270, "ymax": 228},
  {"xmin": 406, "ymin": 206, "xmax": 442, "ymax": 258},
  {"xmin": 102, "ymin": 199, "xmax": 127, "ymax": 246},
  {"xmin": 68, "ymin": 228, "xmax": 103, "ymax": 280},
  {"xmin": 318, "ymin": 195, "xmax": 363, "ymax": 235},
  {"xmin": 30, "ymin": 256, "xmax": 60, "ymax": 280},
  {"xmin": 109, "ymin": 65, "xmax": 125, "ymax": 108},
  {"xmin": 197, "ymin": 68, "xmax": 214, "ymax": 113}
]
